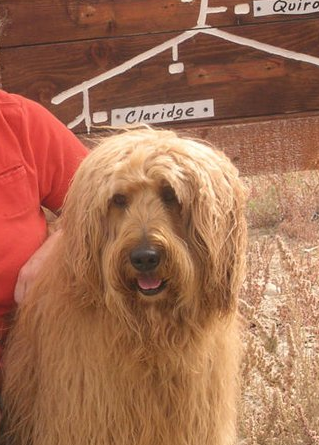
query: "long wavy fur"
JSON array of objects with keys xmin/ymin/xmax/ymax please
[{"xmin": 1, "ymin": 127, "xmax": 247, "ymax": 445}]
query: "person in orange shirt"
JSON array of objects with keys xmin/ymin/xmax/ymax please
[{"xmin": 0, "ymin": 89, "xmax": 88, "ymax": 363}]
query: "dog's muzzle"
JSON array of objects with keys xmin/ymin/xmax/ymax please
[{"xmin": 130, "ymin": 246, "xmax": 167, "ymax": 296}]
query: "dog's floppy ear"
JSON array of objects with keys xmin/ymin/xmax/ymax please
[
  {"xmin": 59, "ymin": 152, "xmax": 114, "ymax": 303},
  {"xmin": 185, "ymin": 149, "xmax": 247, "ymax": 316}
]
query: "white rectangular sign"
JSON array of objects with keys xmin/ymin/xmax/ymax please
[
  {"xmin": 254, "ymin": 0, "xmax": 319, "ymax": 16},
  {"xmin": 111, "ymin": 99, "xmax": 214, "ymax": 126}
]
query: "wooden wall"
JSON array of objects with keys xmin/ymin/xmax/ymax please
[{"xmin": 1, "ymin": 0, "xmax": 319, "ymax": 174}]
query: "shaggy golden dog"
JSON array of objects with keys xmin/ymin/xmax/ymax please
[{"xmin": 1, "ymin": 127, "xmax": 246, "ymax": 445}]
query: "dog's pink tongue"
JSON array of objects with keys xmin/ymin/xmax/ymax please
[{"xmin": 138, "ymin": 277, "xmax": 162, "ymax": 290}]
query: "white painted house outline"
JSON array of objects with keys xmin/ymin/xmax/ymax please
[{"xmin": 51, "ymin": 0, "xmax": 319, "ymax": 133}]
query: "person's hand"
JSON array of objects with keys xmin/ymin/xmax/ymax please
[{"xmin": 14, "ymin": 229, "xmax": 62, "ymax": 304}]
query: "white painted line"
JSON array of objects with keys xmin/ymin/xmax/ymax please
[
  {"xmin": 197, "ymin": 0, "xmax": 210, "ymax": 26},
  {"xmin": 202, "ymin": 27, "xmax": 319, "ymax": 67},
  {"xmin": 52, "ymin": 29, "xmax": 200, "ymax": 104},
  {"xmin": 172, "ymin": 44, "xmax": 179, "ymax": 62},
  {"xmin": 207, "ymin": 7, "xmax": 228, "ymax": 13}
]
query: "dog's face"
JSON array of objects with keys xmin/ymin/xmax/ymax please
[
  {"xmin": 104, "ymin": 177, "xmax": 190, "ymax": 304},
  {"xmin": 62, "ymin": 129, "xmax": 246, "ymax": 322}
]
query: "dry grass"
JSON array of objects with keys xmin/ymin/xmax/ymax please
[
  {"xmin": 244, "ymin": 170, "xmax": 319, "ymax": 242},
  {"xmin": 239, "ymin": 170, "xmax": 319, "ymax": 444}
]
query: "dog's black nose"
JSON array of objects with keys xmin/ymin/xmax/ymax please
[{"xmin": 130, "ymin": 247, "xmax": 160, "ymax": 272}]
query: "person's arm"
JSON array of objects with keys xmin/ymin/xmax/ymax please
[
  {"xmin": 13, "ymin": 96, "xmax": 88, "ymax": 303},
  {"xmin": 14, "ymin": 229, "xmax": 62, "ymax": 304},
  {"xmin": 21, "ymin": 96, "xmax": 89, "ymax": 213}
]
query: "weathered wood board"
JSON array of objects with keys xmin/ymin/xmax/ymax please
[
  {"xmin": 1, "ymin": 0, "xmax": 319, "ymax": 173},
  {"xmin": 184, "ymin": 114, "xmax": 319, "ymax": 175},
  {"xmin": 1, "ymin": 0, "xmax": 319, "ymax": 47},
  {"xmin": 81, "ymin": 113, "xmax": 319, "ymax": 175}
]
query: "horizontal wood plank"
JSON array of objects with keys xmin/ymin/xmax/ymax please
[
  {"xmin": 1, "ymin": 0, "xmax": 319, "ymax": 47},
  {"xmin": 2, "ymin": 19, "xmax": 319, "ymax": 133},
  {"xmin": 185, "ymin": 114, "xmax": 319, "ymax": 175},
  {"xmin": 80, "ymin": 113, "xmax": 319, "ymax": 175}
]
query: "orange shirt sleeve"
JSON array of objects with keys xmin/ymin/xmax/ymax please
[
  {"xmin": 20, "ymin": 97, "xmax": 89, "ymax": 212},
  {"xmin": 0, "ymin": 92, "xmax": 89, "ymax": 320}
]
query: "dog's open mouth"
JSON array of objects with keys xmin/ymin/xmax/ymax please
[{"xmin": 136, "ymin": 276, "xmax": 167, "ymax": 296}]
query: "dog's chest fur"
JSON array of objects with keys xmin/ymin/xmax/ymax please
[{"xmin": 34, "ymin": 305, "xmax": 223, "ymax": 445}]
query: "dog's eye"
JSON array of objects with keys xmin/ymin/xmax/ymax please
[
  {"xmin": 161, "ymin": 186, "xmax": 178, "ymax": 205},
  {"xmin": 112, "ymin": 194, "xmax": 128, "ymax": 208}
]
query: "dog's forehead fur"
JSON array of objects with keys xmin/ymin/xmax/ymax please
[{"xmin": 76, "ymin": 128, "xmax": 238, "ymax": 209}]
